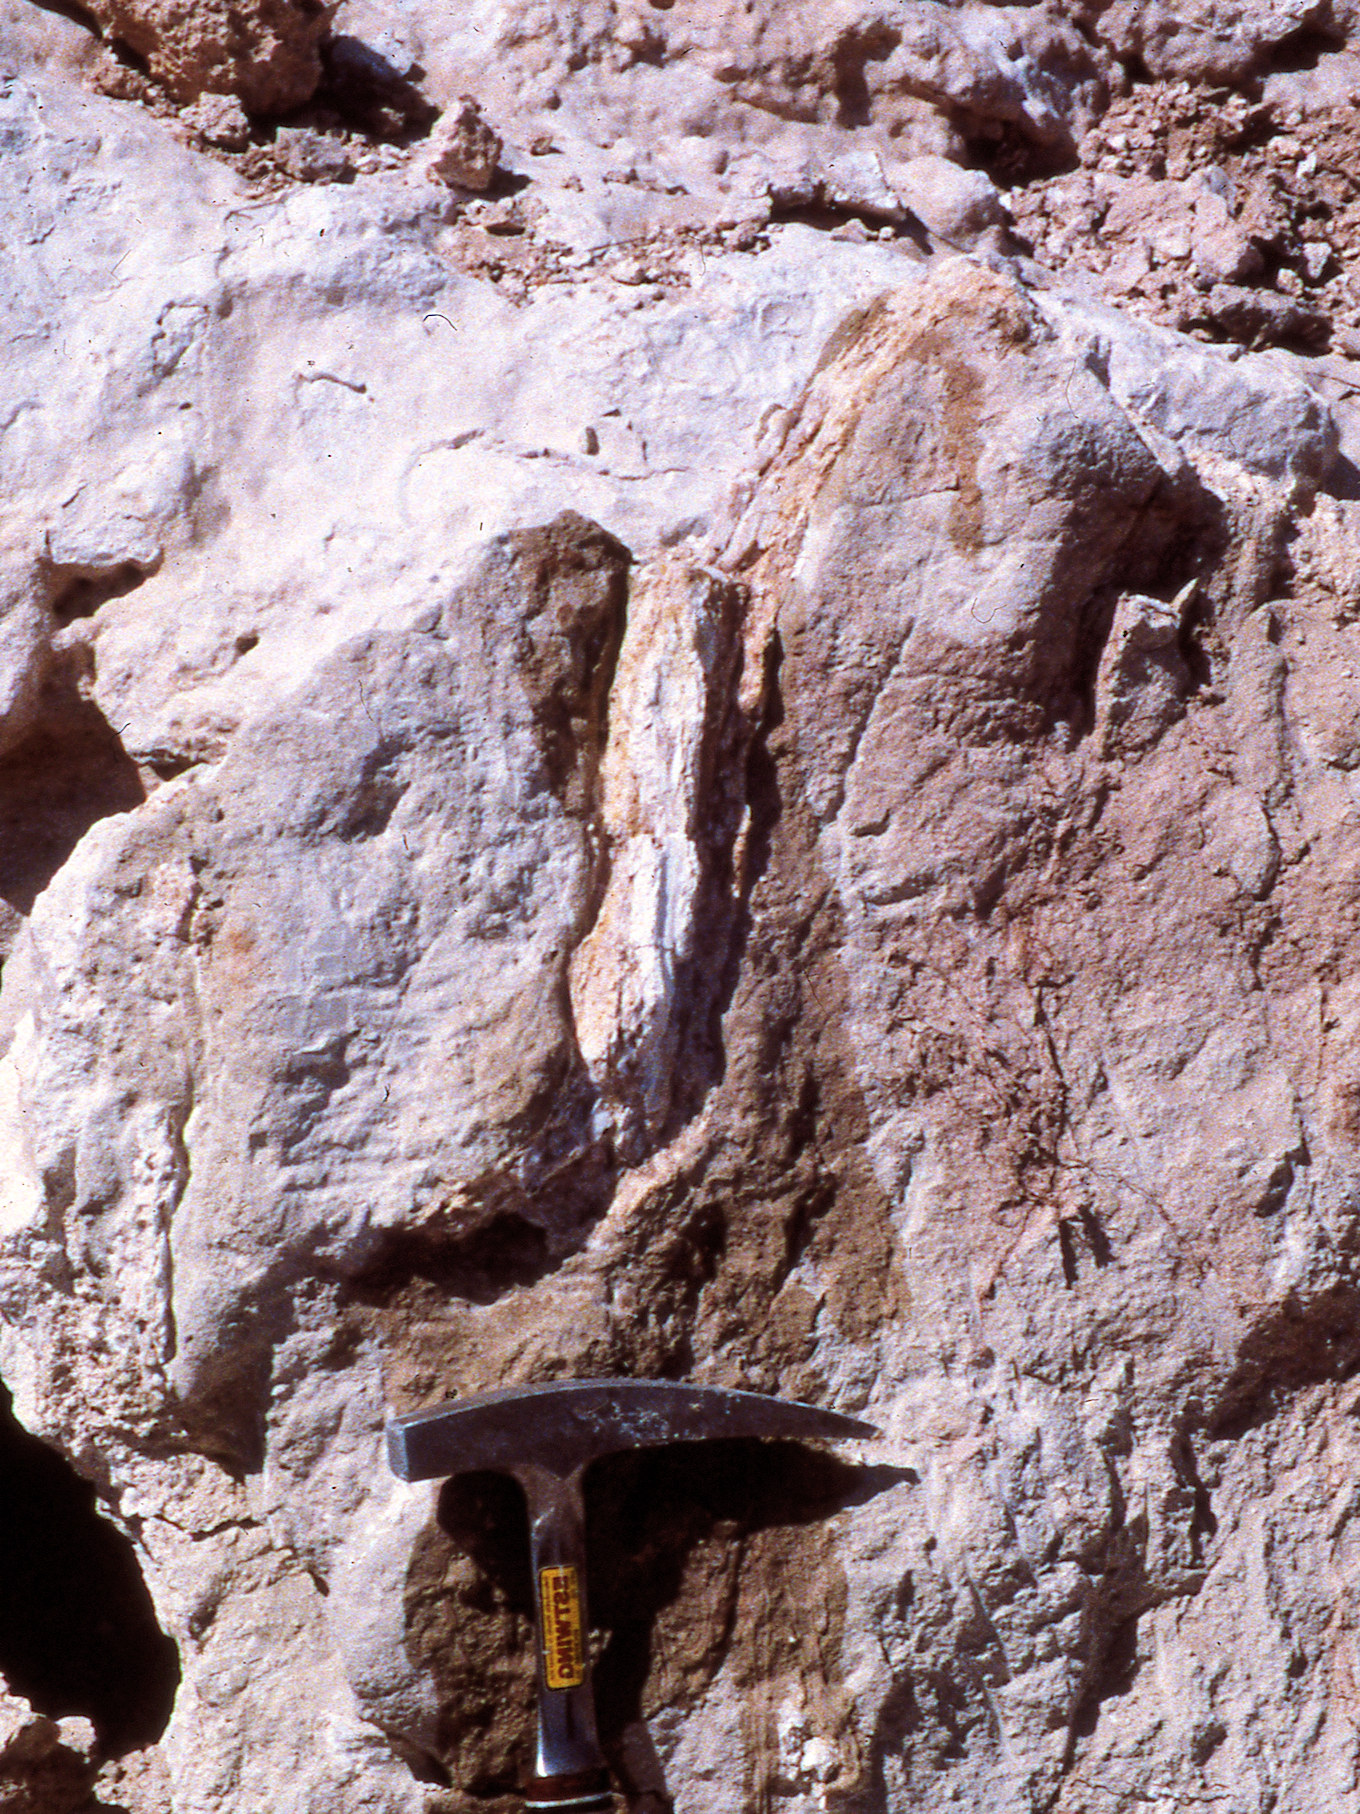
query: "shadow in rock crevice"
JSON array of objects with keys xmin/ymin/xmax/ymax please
[
  {"xmin": 0, "ymin": 686, "xmax": 144, "ymax": 930},
  {"xmin": 0, "ymin": 1385, "xmax": 179, "ymax": 1753},
  {"xmin": 1208, "ymin": 1281, "xmax": 1360, "ymax": 1440},
  {"xmin": 25, "ymin": 0, "xmax": 102, "ymax": 33},
  {"xmin": 1260, "ymin": 20, "xmax": 1347, "ymax": 77},
  {"xmin": 351, "ymin": 1210, "xmax": 557, "ymax": 1311},
  {"xmin": 309, "ymin": 35, "xmax": 438, "ymax": 142},
  {"xmin": 346, "ymin": 1149, "xmax": 619, "ymax": 1324}
]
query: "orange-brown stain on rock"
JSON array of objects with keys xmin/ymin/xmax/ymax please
[
  {"xmin": 910, "ymin": 327, "xmax": 986, "ymax": 554},
  {"xmin": 366, "ymin": 268, "xmax": 1167, "ymax": 1791},
  {"xmin": 586, "ymin": 1443, "xmax": 866, "ymax": 1810},
  {"xmin": 397, "ymin": 1444, "xmax": 867, "ymax": 1809},
  {"xmin": 403, "ymin": 1475, "xmax": 538, "ymax": 1800}
]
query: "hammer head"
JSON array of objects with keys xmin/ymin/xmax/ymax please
[{"xmin": 387, "ymin": 1378, "xmax": 877, "ymax": 1482}]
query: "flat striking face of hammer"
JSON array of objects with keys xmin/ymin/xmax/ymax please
[{"xmin": 387, "ymin": 1378, "xmax": 877, "ymax": 1812}]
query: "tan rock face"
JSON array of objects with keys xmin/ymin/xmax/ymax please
[
  {"xmin": 7, "ymin": 7, "xmax": 1360, "ymax": 1813},
  {"xmin": 706, "ymin": 260, "xmax": 1360, "ymax": 1809},
  {"xmin": 82, "ymin": 0, "xmax": 329, "ymax": 112}
]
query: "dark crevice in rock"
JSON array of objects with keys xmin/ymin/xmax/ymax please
[
  {"xmin": 1119, "ymin": 49, "xmax": 1156, "ymax": 87},
  {"xmin": 702, "ymin": 629, "xmax": 785, "ymax": 1110},
  {"xmin": 1171, "ymin": 1426, "xmax": 1219, "ymax": 1564},
  {"xmin": 51, "ymin": 561, "xmax": 149, "ymax": 628},
  {"xmin": 855, "ymin": 1676, "xmax": 925, "ymax": 1814},
  {"xmin": 0, "ymin": 687, "xmax": 144, "ymax": 922},
  {"xmin": 351, "ymin": 1210, "xmax": 556, "ymax": 1310},
  {"xmin": 107, "ymin": 34, "xmax": 151, "ymax": 76},
  {"xmin": 1207, "ymin": 1283, "xmax": 1360, "ymax": 1439},
  {"xmin": 829, "ymin": 22, "xmax": 900, "ymax": 129},
  {"xmin": 609, "ymin": 599, "xmax": 756, "ymax": 1157},
  {"xmin": 139, "ymin": 746, "xmax": 199, "ymax": 782},
  {"xmin": 1078, "ymin": 1203, "xmax": 1112, "ymax": 1266},
  {"xmin": 309, "ymin": 36, "xmax": 438, "ymax": 143},
  {"xmin": 958, "ymin": 114, "xmax": 1078, "ymax": 187},
  {"xmin": 1059, "ymin": 1473, "xmax": 1164, "ymax": 1780},
  {"xmin": 475, "ymin": 166, "xmax": 534, "ymax": 203},
  {"xmin": 732, "ymin": 632, "xmax": 784, "ymax": 901},
  {"xmin": 766, "ymin": 196, "xmax": 923, "ymax": 245},
  {"xmin": 1321, "ymin": 450, "xmax": 1360, "ymax": 501},
  {"xmin": 1182, "ymin": 280, "xmax": 1331, "ymax": 352},
  {"xmin": 1068, "ymin": 461, "xmax": 1215, "ymax": 742},
  {"xmin": 344, "ymin": 1153, "xmax": 620, "ymax": 1364},
  {"xmin": 1066, "ymin": 1598, "xmax": 1141, "ymax": 1748},
  {"xmin": 1177, "ymin": 585, "xmax": 1218, "ymax": 692},
  {"xmin": 27, "ymin": 0, "xmax": 102, "ymax": 34},
  {"xmin": 1066, "ymin": 1536, "xmax": 1216, "ymax": 1779},
  {"xmin": 1067, "ymin": 581, "xmax": 1121, "ymax": 740},
  {"xmin": 0, "ymin": 1386, "xmax": 179, "ymax": 1753},
  {"xmin": 1057, "ymin": 1217, "xmax": 1079, "ymax": 1286},
  {"xmin": 1257, "ymin": 21, "xmax": 1347, "ymax": 79}
]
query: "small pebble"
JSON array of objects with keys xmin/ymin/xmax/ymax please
[{"xmin": 1300, "ymin": 242, "xmax": 1331, "ymax": 282}]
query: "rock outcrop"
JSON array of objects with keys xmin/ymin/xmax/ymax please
[
  {"xmin": 3, "ymin": 2, "xmax": 1360, "ymax": 1812},
  {"xmin": 0, "ymin": 1686, "xmax": 98, "ymax": 1812},
  {"xmin": 83, "ymin": 0, "xmax": 330, "ymax": 114}
]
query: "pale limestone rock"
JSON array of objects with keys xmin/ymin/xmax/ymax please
[
  {"xmin": 703, "ymin": 255, "xmax": 1359, "ymax": 1809},
  {"xmin": 0, "ymin": 1, "xmax": 102, "ymax": 78},
  {"xmin": 419, "ymin": 97, "xmax": 502, "ymax": 190},
  {"xmin": 1080, "ymin": 0, "xmax": 1340, "ymax": 83},
  {"xmin": 180, "ymin": 92, "xmax": 253, "ymax": 150},
  {"xmin": 92, "ymin": 1745, "xmax": 174, "ymax": 1814},
  {"xmin": 0, "ymin": 557, "xmax": 50, "ymax": 763},
  {"xmin": 328, "ymin": 0, "xmax": 1113, "ymax": 220},
  {"xmin": 1191, "ymin": 184, "xmax": 1264, "ymax": 285},
  {"xmin": 0, "ymin": 69, "xmax": 927, "ymax": 784},
  {"xmin": 273, "ymin": 125, "xmax": 354, "ymax": 182},
  {"xmin": 890, "ymin": 153, "xmax": 1007, "ymax": 246},
  {"xmin": 5, "ymin": 13, "xmax": 1360, "ymax": 1814},
  {"xmin": 1095, "ymin": 588, "xmax": 1191, "ymax": 754}
]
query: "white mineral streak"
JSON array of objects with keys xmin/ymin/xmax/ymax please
[{"xmin": 570, "ymin": 557, "xmax": 745, "ymax": 1148}]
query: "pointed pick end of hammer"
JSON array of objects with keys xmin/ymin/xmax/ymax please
[{"xmin": 386, "ymin": 1378, "xmax": 878, "ymax": 1482}]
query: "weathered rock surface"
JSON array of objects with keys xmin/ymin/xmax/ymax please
[
  {"xmin": 0, "ymin": 1678, "xmax": 99, "ymax": 1813},
  {"xmin": 420, "ymin": 97, "xmax": 502, "ymax": 192},
  {"xmin": 4, "ymin": 2, "xmax": 1360, "ymax": 1812},
  {"xmin": 81, "ymin": 0, "xmax": 330, "ymax": 114}
]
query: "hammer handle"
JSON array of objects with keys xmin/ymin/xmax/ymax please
[{"xmin": 516, "ymin": 1466, "xmax": 614, "ymax": 1812}]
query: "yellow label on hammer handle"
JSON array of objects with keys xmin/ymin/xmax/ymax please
[{"xmin": 538, "ymin": 1566, "xmax": 586, "ymax": 1690}]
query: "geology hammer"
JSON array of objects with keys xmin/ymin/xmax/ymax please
[{"xmin": 387, "ymin": 1377, "xmax": 877, "ymax": 1811}]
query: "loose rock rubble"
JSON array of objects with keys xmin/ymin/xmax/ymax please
[{"xmin": 1012, "ymin": 78, "xmax": 1360, "ymax": 350}]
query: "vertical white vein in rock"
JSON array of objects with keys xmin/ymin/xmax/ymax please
[{"xmin": 570, "ymin": 554, "xmax": 743, "ymax": 1149}]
